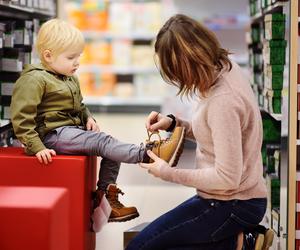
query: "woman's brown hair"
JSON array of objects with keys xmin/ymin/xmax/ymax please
[{"xmin": 154, "ymin": 14, "xmax": 232, "ymax": 97}]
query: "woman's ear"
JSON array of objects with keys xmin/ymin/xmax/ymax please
[{"xmin": 42, "ymin": 49, "xmax": 52, "ymax": 64}]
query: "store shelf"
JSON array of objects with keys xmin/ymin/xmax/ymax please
[
  {"xmin": 84, "ymin": 96, "xmax": 162, "ymax": 113},
  {"xmin": 251, "ymin": 1, "xmax": 288, "ymax": 23},
  {"xmin": 78, "ymin": 65, "xmax": 158, "ymax": 74},
  {"xmin": 0, "ymin": 2, "xmax": 55, "ymax": 19},
  {"xmin": 83, "ymin": 31, "xmax": 157, "ymax": 40},
  {"xmin": 83, "ymin": 96, "xmax": 162, "ymax": 106}
]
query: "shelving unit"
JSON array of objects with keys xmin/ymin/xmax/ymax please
[
  {"xmin": 0, "ymin": 1, "xmax": 56, "ymax": 146},
  {"xmin": 249, "ymin": 0, "xmax": 299, "ymax": 249},
  {"xmin": 59, "ymin": 0, "xmax": 164, "ymax": 112}
]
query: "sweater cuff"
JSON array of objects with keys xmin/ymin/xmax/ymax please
[
  {"xmin": 160, "ymin": 164, "xmax": 176, "ymax": 182},
  {"xmin": 25, "ymin": 137, "xmax": 46, "ymax": 155}
]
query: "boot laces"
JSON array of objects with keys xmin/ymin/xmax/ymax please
[
  {"xmin": 107, "ymin": 187, "xmax": 125, "ymax": 209},
  {"xmin": 146, "ymin": 130, "xmax": 170, "ymax": 157}
]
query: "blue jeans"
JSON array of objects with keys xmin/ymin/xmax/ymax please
[{"xmin": 126, "ymin": 195, "xmax": 267, "ymax": 250}]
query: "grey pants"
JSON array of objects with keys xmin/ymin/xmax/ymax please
[{"xmin": 43, "ymin": 126, "xmax": 145, "ymax": 190}]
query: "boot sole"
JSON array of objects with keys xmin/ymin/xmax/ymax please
[
  {"xmin": 108, "ymin": 212, "xmax": 140, "ymax": 223},
  {"xmin": 169, "ymin": 127, "xmax": 186, "ymax": 167},
  {"xmin": 262, "ymin": 229, "xmax": 274, "ymax": 249}
]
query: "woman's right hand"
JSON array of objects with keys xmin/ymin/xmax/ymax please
[
  {"xmin": 36, "ymin": 148, "xmax": 56, "ymax": 165},
  {"xmin": 146, "ymin": 111, "xmax": 173, "ymax": 132}
]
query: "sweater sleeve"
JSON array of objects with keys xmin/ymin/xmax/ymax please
[
  {"xmin": 10, "ymin": 74, "xmax": 46, "ymax": 155},
  {"xmin": 176, "ymin": 117, "xmax": 195, "ymax": 140},
  {"xmin": 160, "ymin": 94, "xmax": 244, "ymax": 193}
]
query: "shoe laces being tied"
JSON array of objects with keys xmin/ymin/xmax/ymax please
[
  {"xmin": 146, "ymin": 129, "xmax": 170, "ymax": 158},
  {"xmin": 107, "ymin": 187, "xmax": 125, "ymax": 209}
]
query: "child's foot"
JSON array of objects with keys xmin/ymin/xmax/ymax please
[
  {"xmin": 105, "ymin": 184, "xmax": 139, "ymax": 222},
  {"xmin": 144, "ymin": 126, "xmax": 185, "ymax": 167}
]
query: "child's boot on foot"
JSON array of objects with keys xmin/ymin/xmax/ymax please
[
  {"xmin": 106, "ymin": 184, "xmax": 139, "ymax": 222},
  {"xmin": 144, "ymin": 126, "xmax": 185, "ymax": 167}
]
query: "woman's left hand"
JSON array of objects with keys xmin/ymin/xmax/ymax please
[
  {"xmin": 139, "ymin": 150, "xmax": 170, "ymax": 178},
  {"xmin": 86, "ymin": 117, "xmax": 100, "ymax": 132}
]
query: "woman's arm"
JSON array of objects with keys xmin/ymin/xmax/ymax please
[{"xmin": 159, "ymin": 95, "xmax": 244, "ymax": 193}]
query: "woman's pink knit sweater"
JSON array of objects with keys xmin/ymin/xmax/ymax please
[{"xmin": 160, "ymin": 61, "xmax": 268, "ymax": 200}]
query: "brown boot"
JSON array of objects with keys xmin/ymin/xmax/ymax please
[
  {"xmin": 106, "ymin": 184, "xmax": 139, "ymax": 222},
  {"xmin": 144, "ymin": 126, "xmax": 185, "ymax": 167}
]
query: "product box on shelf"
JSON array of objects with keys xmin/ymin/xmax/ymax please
[
  {"xmin": 263, "ymin": 40, "xmax": 287, "ymax": 65},
  {"xmin": 0, "ymin": 105, "xmax": 10, "ymax": 120},
  {"xmin": 3, "ymin": 21, "xmax": 15, "ymax": 48},
  {"xmin": 264, "ymin": 13, "xmax": 286, "ymax": 40},
  {"xmin": 271, "ymin": 208, "xmax": 280, "ymax": 236},
  {"xmin": 14, "ymin": 20, "xmax": 33, "ymax": 46},
  {"xmin": 268, "ymin": 90, "xmax": 282, "ymax": 114},
  {"xmin": 262, "ymin": 116, "xmax": 281, "ymax": 142},
  {"xmin": 266, "ymin": 174, "xmax": 280, "ymax": 209},
  {"xmin": 264, "ymin": 64, "xmax": 284, "ymax": 89},
  {"xmin": 266, "ymin": 143, "xmax": 280, "ymax": 176},
  {"xmin": 263, "ymin": 88, "xmax": 282, "ymax": 114}
]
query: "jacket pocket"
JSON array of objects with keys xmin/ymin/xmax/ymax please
[{"xmin": 211, "ymin": 213, "xmax": 258, "ymax": 242}]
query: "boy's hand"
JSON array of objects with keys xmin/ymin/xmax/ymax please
[
  {"xmin": 86, "ymin": 117, "xmax": 100, "ymax": 132},
  {"xmin": 36, "ymin": 148, "xmax": 56, "ymax": 165}
]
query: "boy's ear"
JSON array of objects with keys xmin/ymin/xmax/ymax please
[{"xmin": 43, "ymin": 49, "xmax": 52, "ymax": 63}]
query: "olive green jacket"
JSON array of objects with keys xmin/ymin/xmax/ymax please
[{"xmin": 11, "ymin": 64, "xmax": 92, "ymax": 155}]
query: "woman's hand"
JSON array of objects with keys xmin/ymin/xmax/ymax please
[
  {"xmin": 36, "ymin": 148, "xmax": 56, "ymax": 165},
  {"xmin": 86, "ymin": 117, "xmax": 100, "ymax": 132},
  {"xmin": 139, "ymin": 150, "xmax": 170, "ymax": 178},
  {"xmin": 146, "ymin": 111, "xmax": 173, "ymax": 132}
]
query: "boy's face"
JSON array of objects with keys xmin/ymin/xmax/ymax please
[{"xmin": 46, "ymin": 48, "xmax": 83, "ymax": 76}]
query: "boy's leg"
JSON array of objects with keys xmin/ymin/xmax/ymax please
[
  {"xmin": 44, "ymin": 127, "xmax": 140, "ymax": 222},
  {"xmin": 43, "ymin": 125, "xmax": 186, "ymax": 167},
  {"xmin": 45, "ymin": 126, "xmax": 145, "ymax": 163},
  {"xmin": 94, "ymin": 158, "xmax": 139, "ymax": 222},
  {"xmin": 97, "ymin": 157, "xmax": 120, "ymax": 191}
]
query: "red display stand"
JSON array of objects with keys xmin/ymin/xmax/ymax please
[
  {"xmin": 0, "ymin": 186, "xmax": 69, "ymax": 250},
  {"xmin": 0, "ymin": 147, "xmax": 97, "ymax": 250}
]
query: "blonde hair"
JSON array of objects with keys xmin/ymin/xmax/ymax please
[
  {"xmin": 155, "ymin": 14, "xmax": 232, "ymax": 97},
  {"xmin": 36, "ymin": 19, "xmax": 84, "ymax": 62}
]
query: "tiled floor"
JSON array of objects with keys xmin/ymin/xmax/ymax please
[{"xmin": 92, "ymin": 113, "xmax": 196, "ymax": 250}]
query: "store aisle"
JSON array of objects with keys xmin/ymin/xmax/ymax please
[{"xmin": 92, "ymin": 113, "xmax": 196, "ymax": 250}]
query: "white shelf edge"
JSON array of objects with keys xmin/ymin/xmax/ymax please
[
  {"xmin": 83, "ymin": 96, "xmax": 163, "ymax": 106},
  {"xmin": 297, "ymin": 139, "xmax": 300, "ymax": 145},
  {"xmin": 0, "ymin": 2, "xmax": 55, "ymax": 17},
  {"xmin": 298, "ymin": 84, "xmax": 300, "ymax": 92},
  {"xmin": 251, "ymin": 1, "xmax": 288, "ymax": 22},
  {"xmin": 83, "ymin": 31, "xmax": 157, "ymax": 40},
  {"xmin": 78, "ymin": 65, "xmax": 158, "ymax": 74}
]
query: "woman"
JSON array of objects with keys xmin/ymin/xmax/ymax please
[{"xmin": 126, "ymin": 14, "xmax": 270, "ymax": 250}]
